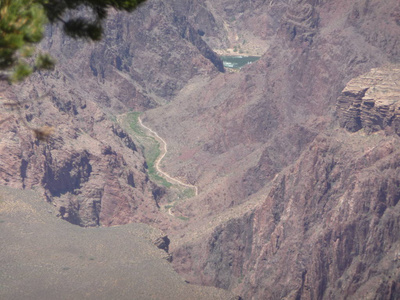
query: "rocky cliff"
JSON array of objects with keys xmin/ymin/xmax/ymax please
[
  {"xmin": 139, "ymin": 0, "xmax": 400, "ymax": 299},
  {"xmin": 40, "ymin": 1, "xmax": 224, "ymax": 110},
  {"xmin": 0, "ymin": 85, "xmax": 161, "ymax": 227},
  {"xmin": 337, "ymin": 66, "xmax": 400, "ymax": 134},
  {"xmin": 1, "ymin": 0, "xmax": 400, "ymax": 299},
  {"xmin": 144, "ymin": 0, "xmax": 400, "ymax": 221},
  {"xmin": 0, "ymin": 0, "xmax": 224, "ymax": 227},
  {"xmin": 171, "ymin": 67, "xmax": 400, "ymax": 299}
]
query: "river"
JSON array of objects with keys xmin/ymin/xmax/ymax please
[{"xmin": 220, "ymin": 55, "xmax": 260, "ymax": 69}]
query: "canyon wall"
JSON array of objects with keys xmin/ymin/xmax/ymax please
[
  {"xmin": 0, "ymin": 85, "xmax": 161, "ymax": 227},
  {"xmin": 0, "ymin": 0, "xmax": 223, "ymax": 227},
  {"xmin": 142, "ymin": 0, "xmax": 400, "ymax": 299},
  {"xmin": 1, "ymin": 0, "xmax": 400, "ymax": 299}
]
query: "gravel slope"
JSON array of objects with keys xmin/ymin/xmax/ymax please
[{"xmin": 0, "ymin": 186, "xmax": 236, "ymax": 300}]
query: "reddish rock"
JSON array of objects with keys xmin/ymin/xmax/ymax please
[
  {"xmin": 0, "ymin": 0, "xmax": 224, "ymax": 228},
  {"xmin": 146, "ymin": 1, "xmax": 400, "ymax": 299},
  {"xmin": 1, "ymin": 0, "xmax": 400, "ymax": 299},
  {"xmin": 336, "ymin": 66, "xmax": 400, "ymax": 134},
  {"xmin": 173, "ymin": 126, "xmax": 400, "ymax": 299},
  {"xmin": 0, "ymin": 87, "xmax": 162, "ymax": 227}
]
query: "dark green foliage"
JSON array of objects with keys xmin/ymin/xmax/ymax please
[
  {"xmin": 11, "ymin": 62, "xmax": 33, "ymax": 82},
  {"xmin": 0, "ymin": 0, "xmax": 147, "ymax": 82},
  {"xmin": 0, "ymin": 0, "xmax": 47, "ymax": 81},
  {"xmin": 35, "ymin": 53, "xmax": 55, "ymax": 70},
  {"xmin": 40, "ymin": 0, "xmax": 147, "ymax": 40},
  {"xmin": 63, "ymin": 18, "xmax": 103, "ymax": 41}
]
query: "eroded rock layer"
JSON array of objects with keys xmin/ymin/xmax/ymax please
[
  {"xmin": 337, "ymin": 67, "xmax": 400, "ymax": 134},
  {"xmin": 0, "ymin": 0, "xmax": 224, "ymax": 227},
  {"xmin": 0, "ymin": 89, "xmax": 160, "ymax": 227},
  {"xmin": 1, "ymin": 0, "xmax": 400, "ymax": 299},
  {"xmin": 172, "ymin": 68, "xmax": 400, "ymax": 299}
]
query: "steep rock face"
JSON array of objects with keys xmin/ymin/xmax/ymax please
[
  {"xmin": 2, "ymin": 0, "xmax": 400, "ymax": 298},
  {"xmin": 172, "ymin": 15, "xmax": 225, "ymax": 73},
  {"xmin": 149, "ymin": 0, "xmax": 400, "ymax": 298},
  {"xmin": 0, "ymin": 83, "xmax": 162, "ymax": 227},
  {"xmin": 40, "ymin": 0, "xmax": 223, "ymax": 111},
  {"xmin": 348, "ymin": 0, "xmax": 400, "ymax": 61},
  {"xmin": 173, "ymin": 115, "xmax": 400, "ymax": 299},
  {"xmin": 337, "ymin": 67, "xmax": 400, "ymax": 134},
  {"xmin": 169, "ymin": 0, "xmax": 229, "ymax": 50},
  {"xmin": 280, "ymin": 0, "xmax": 319, "ymax": 44},
  {"xmin": 145, "ymin": 0, "xmax": 400, "ymax": 224},
  {"xmin": 169, "ymin": 0, "xmax": 286, "ymax": 54},
  {"xmin": 0, "ymin": 0, "xmax": 226, "ymax": 227},
  {"xmin": 210, "ymin": 131, "xmax": 400, "ymax": 299}
]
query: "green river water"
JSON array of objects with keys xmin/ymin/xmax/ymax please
[{"xmin": 220, "ymin": 55, "xmax": 260, "ymax": 69}]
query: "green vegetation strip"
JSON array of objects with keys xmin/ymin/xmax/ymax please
[
  {"xmin": 127, "ymin": 112, "xmax": 172, "ymax": 188},
  {"xmin": 128, "ymin": 112, "xmax": 146, "ymax": 137}
]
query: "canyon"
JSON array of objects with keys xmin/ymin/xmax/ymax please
[{"xmin": 1, "ymin": 0, "xmax": 400, "ymax": 299}]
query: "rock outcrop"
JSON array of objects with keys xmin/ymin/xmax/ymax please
[
  {"xmin": 172, "ymin": 15, "xmax": 225, "ymax": 73},
  {"xmin": 0, "ymin": 0, "xmax": 225, "ymax": 228},
  {"xmin": 172, "ymin": 67, "xmax": 400, "ymax": 299},
  {"xmin": 139, "ymin": 0, "xmax": 400, "ymax": 299},
  {"xmin": 0, "ymin": 88, "xmax": 161, "ymax": 227},
  {"xmin": 145, "ymin": 0, "xmax": 400, "ymax": 222},
  {"xmin": 197, "ymin": 129, "xmax": 400, "ymax": 299},
  {"xmin": 2, "ymin": 0, "xmax": 400, "ymax": 299},
  {"xmin": 40, "ymin": 1, "xmax": 223, "ymax": 110},
  {"xmin": 337, "ymin": 67, "xmax": 400, "ymax": 134}
]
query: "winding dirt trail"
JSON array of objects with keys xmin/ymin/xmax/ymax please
[{"xmin": 138, "ymin": 116, "xmax": 198, "ymax": 197}]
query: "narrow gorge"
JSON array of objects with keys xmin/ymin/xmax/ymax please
[{"xmin": 1, "ymin": 0, "xmax": 400, "ymax": 299}]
